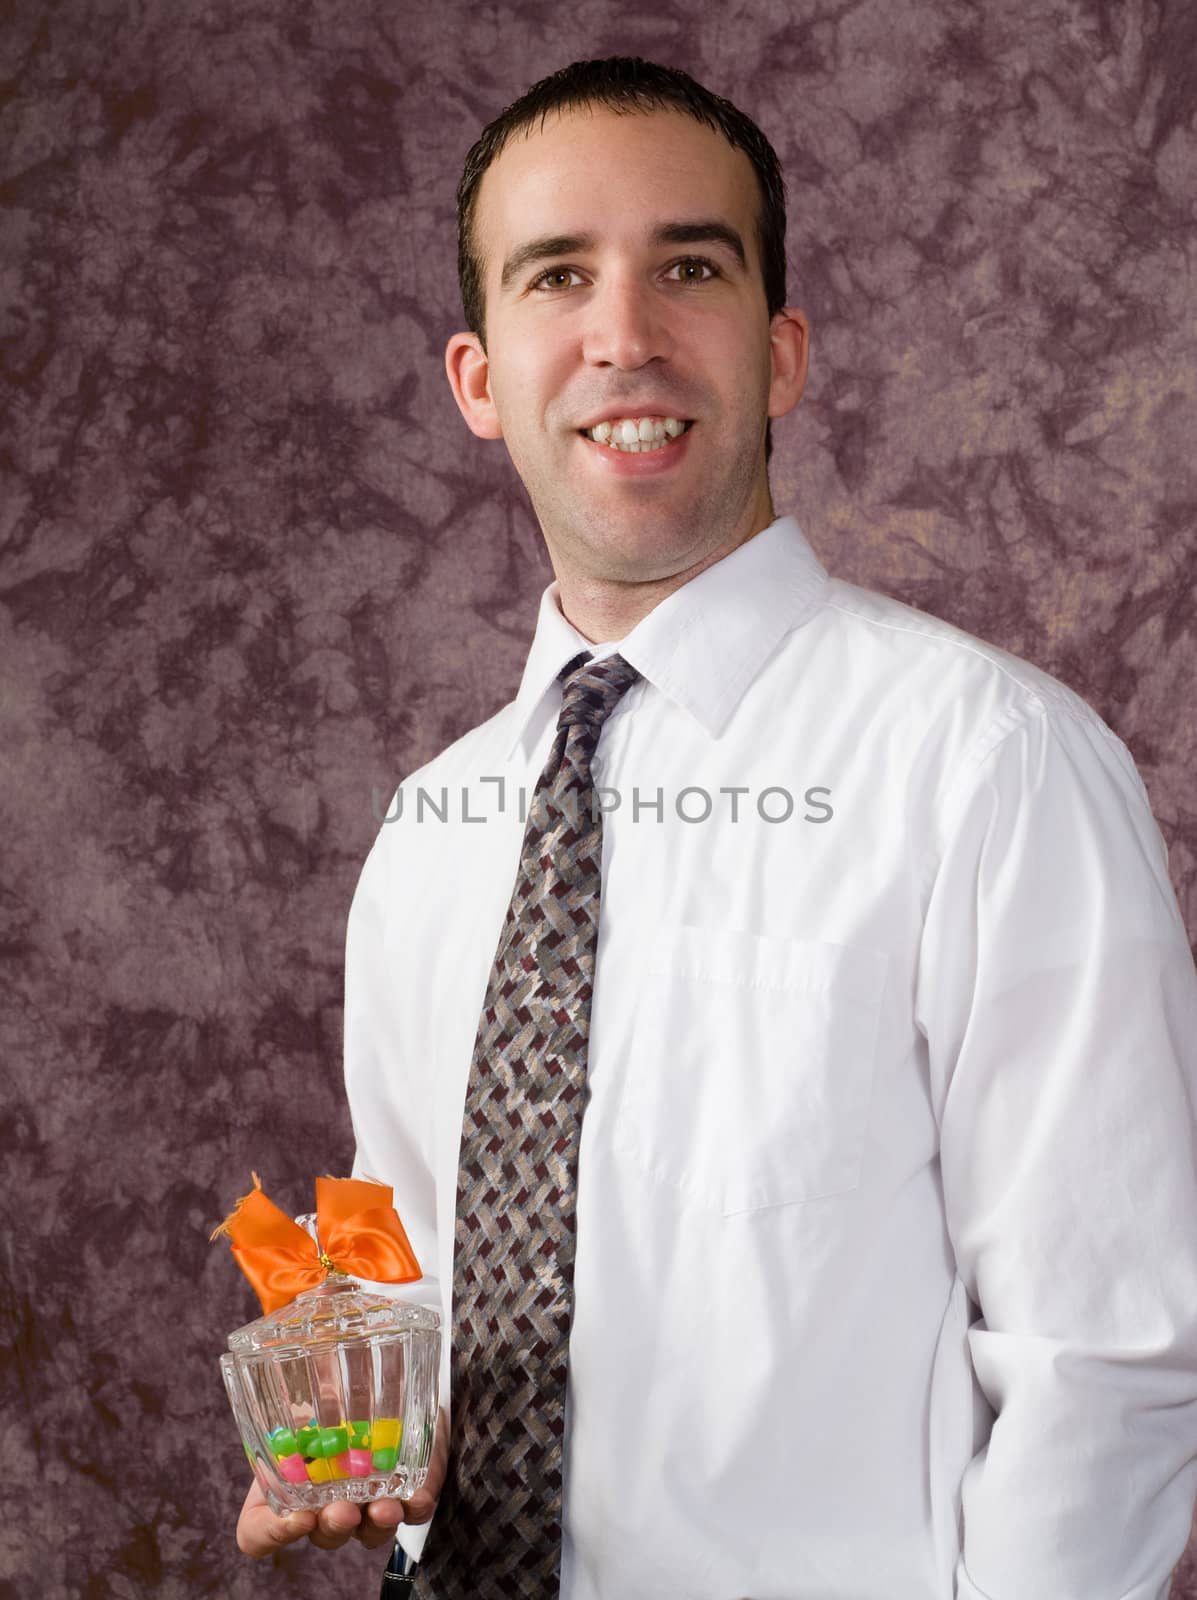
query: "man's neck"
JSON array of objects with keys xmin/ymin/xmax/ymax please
[
  {"xmin": 555, "ymin": 568, "xmax": 691, "ymax": 644},
  {"xmin": 551, "ymin": 507, "xmax": 777, "ymax": 644}
]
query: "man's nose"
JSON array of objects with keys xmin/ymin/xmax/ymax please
[{"xmin": 581, "ymin": 277, "xmax": 671, "ymax": 369}]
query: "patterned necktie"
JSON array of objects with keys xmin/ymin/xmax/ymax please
[{"xmin": 416, "ymin": 651, "xmax": 641, "ymax": 1600}]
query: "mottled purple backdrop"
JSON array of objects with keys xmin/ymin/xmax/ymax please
[{"xmin": 2, "ymin": 1, "xmax": 1195, "ymax": 1595}]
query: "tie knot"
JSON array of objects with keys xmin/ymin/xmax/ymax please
[{"xmin": 557, "ymin": 652, "xmax": 641, "ymax": 733}]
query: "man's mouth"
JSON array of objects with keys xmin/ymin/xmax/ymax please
[{"xmin": 578, "ymin": 416, "xmax": 693, "ymax": 454}]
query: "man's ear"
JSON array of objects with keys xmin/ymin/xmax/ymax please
[
  {"xmin": 445, "ymin": 332, "xmax": 504, "ymax": 440},
  {"xmin": 766, "ymin": 307, "xmax": 810, "ymax": 420}
]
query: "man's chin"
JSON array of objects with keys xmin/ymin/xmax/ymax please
[{"xmin": 566, "ymin": 529, "xmax": 732, "ymax": 591}]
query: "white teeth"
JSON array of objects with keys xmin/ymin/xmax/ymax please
[{"xmin": 583, "ymin": 415, "xmax": 689, "ymax": 452}]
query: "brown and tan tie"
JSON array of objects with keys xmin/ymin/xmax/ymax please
[{"xmin": 416, "ymin": 651, "xmax": 641, "ymax": 1600}]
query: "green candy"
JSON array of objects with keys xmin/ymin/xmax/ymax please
[
  {"xmin": 349, "ymin": 1419, "xmax": 370, "ymax": 1448},
  {"xmin": 309, "ymin": 1424, "xmax": 349, "ymax": 1459},
  {"xmin": 371, "ymin": 1446, "xmax": 398, "ymax": 1473},
  {"xmin": 296, "ymin": 1422, "xmax": 320, "ymax": 1455},
  {"xmin": 268, "ymin": 1428, "xmax": 300, "ymax": 1459}
]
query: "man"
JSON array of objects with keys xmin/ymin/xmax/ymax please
[{"xmin": 238, "ymin": 56, "xmax": 1197, "ymax": 1599}]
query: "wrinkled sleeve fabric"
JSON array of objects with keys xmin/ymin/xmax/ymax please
[{"xmin": 916, "ymin": 701, "xmax": 1197, "ymax": 1600}]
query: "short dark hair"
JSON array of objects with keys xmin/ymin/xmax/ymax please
[{"xmin": 455, "ymin": 56, "xmax": 789, "ymax": 461}]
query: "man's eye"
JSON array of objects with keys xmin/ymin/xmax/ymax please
[
  {"xmin": 530, "ymin": 267, "xmax": 583, "ymax": 291},
  {"xmin": 669, "ymin": 258, "xmax": 719, "ymax": 283}
]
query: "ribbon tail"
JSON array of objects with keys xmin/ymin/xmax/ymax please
[
  {"xmin": 210, "ymin": 1172, "xmax": 265, "ymax": 1241},
  {"xmin": 316, "ymin": 1175, "xmax": 395, "ymax": 1226}
]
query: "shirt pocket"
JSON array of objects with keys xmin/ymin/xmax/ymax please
[{"xmin": 613, "ymin": 925, "xmax": 888, "ymax": 1216}]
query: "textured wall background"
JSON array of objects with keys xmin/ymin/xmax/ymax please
[{"xmin": 2, "ymin": 0, "xmax": 1195, "ymax": 1595}]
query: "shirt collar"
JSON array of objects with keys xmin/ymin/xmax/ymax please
[{"xmin": 504, "ymin": 515, "xmax": 828, "ymax": 761}]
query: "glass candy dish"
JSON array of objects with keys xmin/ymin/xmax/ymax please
[
  {"xmin": 221, "ymin": 1271, "xmax": 441, "ymax": 1514},
  {"xmin": 214, "ymin": 1178, "xmax": 440, "ymax": 1516}
]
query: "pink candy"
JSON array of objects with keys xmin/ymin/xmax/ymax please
[
  {"xmin": 347, "ymin": 1449, "xmax": 373, "ymax": 1477},
  {"xmin": 277, "ymin": 1452, "xmax": 309, "ymax": 1485}
]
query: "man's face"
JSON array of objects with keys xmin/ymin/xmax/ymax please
[{"xmin": 447, "ymin": 105, "xmax": 808, "ymax": 593}]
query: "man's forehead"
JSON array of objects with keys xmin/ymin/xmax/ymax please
[{"xmin": 475, "ymin": 104, "xmax": 756, "ymax": 264}]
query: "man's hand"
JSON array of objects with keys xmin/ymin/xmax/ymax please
[{"xmin": 236, "ymin": 1411, "xmax": 449, "ymax": 1558}]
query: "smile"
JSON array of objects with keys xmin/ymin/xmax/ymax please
[{"xmin": 579, "ymin": 416, "xmax": 692, "ymax": 454}]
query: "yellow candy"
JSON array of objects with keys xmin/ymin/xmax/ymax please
[
  {"xmin": 372, "ymin": 1418, "xmax": 403, "ymax": 1450},
  {"xmin": 306, "ymin": 1458, "xmax": 335, "ymax": 1483}
]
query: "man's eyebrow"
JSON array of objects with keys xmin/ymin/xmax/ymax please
[
  {"xmin": 650, "ymin": 220, "xmax": 746, "ymax": 270},
  {"xmin": 500, "ymin": 234, "xmax": 596, "ymax": 291},
  {"xmin": 498, "ymin": 220, "xmax": 747, "ymax": 291}
]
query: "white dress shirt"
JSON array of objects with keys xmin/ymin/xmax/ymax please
[{"xmin": 344, "ymin": 515, "xmax": 1197, "ymax": 1599}]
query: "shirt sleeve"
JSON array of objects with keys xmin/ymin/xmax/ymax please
[
  {"xmin": 344, "ymin": 834, "xmax": 434, "ymax": 1232},
  {"xmin": 915, "ymin": 701, "xmax": 1197, "ymax": 1600},
  {"xmin": 343, "ymin": 828, "xmax": 440, "ymax": 1564}
]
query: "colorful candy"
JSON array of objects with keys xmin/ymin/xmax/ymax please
[
  {"xmin": 265, "ymin": 1416, "xmax": 405, "ymax": 1482},
  {"xmin": 372, "ymin": 1419, "xmax": 402, "ymax": 1451},
  {"xmin": 277, "ymin": 1452, "xmax": 309, "ymax": 1485},
  {"xmin": 310, "ymin": 1425, "xmax": 350, "ymax": 1459}
]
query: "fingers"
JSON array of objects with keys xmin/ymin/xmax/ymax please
[
  {"xmin": 396, "ymin": 1484, "xmax": 437, "ymax": 1526},
  {"xmin": 236, "ymin": 1480, "xmax": 319, "ymax": 1558},
  {"xmin": 236, "ymin": 1477, "xmax": 411, "ymax": 1557},
  {"xmin": 358, "ymin": 1497, "xmax": 406, "ymax": 1549},
  {"xmin": 307, "ymin": 1498, "xmax": 366, "ymax": 1551}
]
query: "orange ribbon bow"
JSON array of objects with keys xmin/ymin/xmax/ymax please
[{"xmin": 213, "ymin": 1175, "xmax": 421, "ymax": 1314}]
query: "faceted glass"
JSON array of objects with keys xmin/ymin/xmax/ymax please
[{"xmin": 220, "ymin": 1273, "xmax": 441, "ymax": 1514}]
